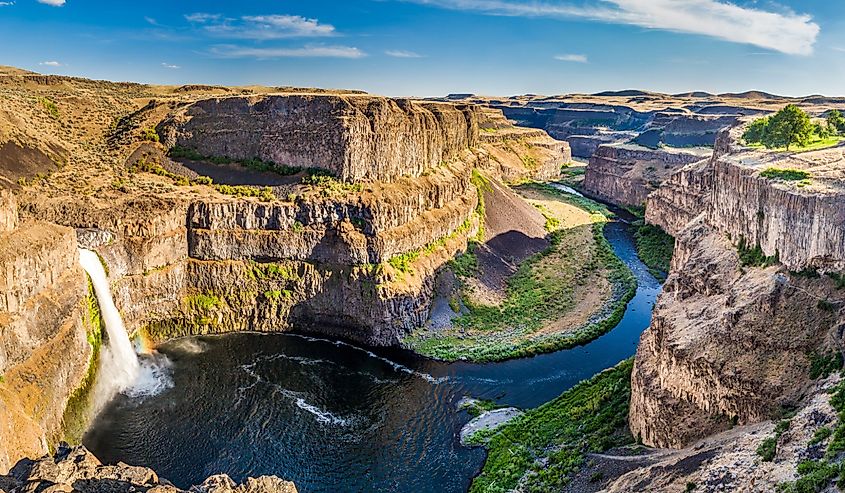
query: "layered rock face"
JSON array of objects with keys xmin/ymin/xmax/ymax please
[
  {"xmin": 582, "ymin": 143, "xmax": 710, "ymax": 207},
  {"xmin": 159, "ymin": 95, "xmax": 481, "ymax": 182},
  {"xmin": 475, "ymin": 108, "xmax": 571, "ymax": 181},
  {"xmin": 630, "ymin": 124, "xmax": 845, "ymax": 450},
  {"xmin": 629, "ymin": 219, "xmax": 842, "ymax": 448},
  {"xmin": 0, "ymin": 190, "xmax": 92, "ymax": 472},
  {"xmin": 1, "ymin": 445, "xmax": 297, "ymax": 493},
  {"xmin": 22, "ymin": 95, "xmax": 486, "ymax": 347}
]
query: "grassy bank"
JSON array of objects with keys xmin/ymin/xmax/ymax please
[
  {"xmin": 403, "ymin": 184, "xmax": 636, "ymax": 362},
  {"xmin": 470, "ymin": 359, "xmax": 634, "ymax": 492},
  {"xmin": 634, "ymin": 223, "xmax": 675, "ymax": 280}
]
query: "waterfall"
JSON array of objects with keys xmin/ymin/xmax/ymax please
[
  {"xmin": 79, "ymin": 249, "xmax": 141, "ymax": 396},
  {"xmin": 78, "ymin": 249, "xmax": 175, "ymax": 406}
]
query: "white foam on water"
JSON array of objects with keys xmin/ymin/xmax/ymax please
[
  {"xmin": 551, "ymin": 183, "xmax": 584, "ymax": 197},
  {"xmin": 288, "ymin": 334, "xmax": 448, "ymax": 384},
  {"xmin": 294, "ymin": 398, "xmax": 350, "ymax": 426}
]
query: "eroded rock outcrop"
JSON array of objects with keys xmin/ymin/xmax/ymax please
[
  {"xmin": 0, "ymin": 191, "xmax": 93, "ymax": 472},
  {"xmin": 630, "ymin": 123, "xmax": 845, "ymax": 450},
  {"xmin": 1, "ymin": 445, "xmax": 297, "ymax": 493},
  {"xmin": 583, "ymin": 143, "xmax": 710, "ymax": 207},
  {"xmin": 159, "ymin": 95, "xmax": 481, "ymax": 182}
]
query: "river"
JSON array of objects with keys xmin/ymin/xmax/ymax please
[{"xmin": 84, "ymin": 218, "xmax": 661, "ymax": 493}]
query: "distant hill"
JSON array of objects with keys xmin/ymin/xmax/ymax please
[
  {"xmin": 717, "ymin": 90, "xmax": 786, "ymax": 100},
  {"xmin": 673, "ymin": 91, "xmax": 715, "ymax": 98},
  {"xmin": 592, "ymin": 90, "xmax": 663, "ymax": 97},
  {"xmin": 0, "ymin": 66, "xmax": 37, "ymax": 76}
]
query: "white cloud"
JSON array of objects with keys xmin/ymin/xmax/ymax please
[
  {"xmin": 37, "ymin": 0, "xmax": 65, "ymax": 6},
  {"xmin": 186, "ymin": 13, "xmax": 336, "ymax": 40},
  {"xmin": 404, "ymin": 0, "xmax": 819, "ymax": 55},
  {"xmin": 386, "ymin": 50, "xmax": 424, "ymax": 58},
  {"xmin": 209, "ymin": 44, "xmax": 366, "ymax": 59},
  {"xmin": 0, "ymin": 2, "xmax": 15, "ymax": 6},
  {"xmin": 161, "ymin": 62, "xmax": 180, "ymax": 69},
  {"xmin": 39, "ymin": 61, "xmax": 62, "ymax": 67},
  {"xmin": 185, "ymin": 13, "xmax": 221, "ymax": 24},
  {"xmin": 554, "ymin": 53, "xmax": 588, "ymax": 63}
]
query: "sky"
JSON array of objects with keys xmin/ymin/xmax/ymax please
[{"xmin": 1, "ymin": 0, "xmax": 844, "ymax": 97}]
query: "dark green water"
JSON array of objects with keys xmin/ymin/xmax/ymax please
[{"xmin": 84, "ymin": 220, "xmax": 661, "ymax": 493}]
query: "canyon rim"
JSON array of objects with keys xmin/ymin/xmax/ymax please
[{"xmin": 1, "ymin": 1, "xmax": 845, "ymax": 492}]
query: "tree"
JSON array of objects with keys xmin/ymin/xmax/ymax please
[
  {"xmin": 815, "ymin": 122, "xmax": 831, "ymax": 139},
  {"xmin": 763, "ymin": 104, "xmax": 813, "ymax": 151},
  {"xmin": 742, "ymin": 117, "xmax": 769, "ymax": 144},
  {"xmin": 827, "ymin": 109, "xmax": 845, "ymax": 135}
]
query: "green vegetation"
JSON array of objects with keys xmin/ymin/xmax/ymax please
[
  {"xmin": 520, "ymin": 154, "xmax": 539, "ymax": 169},
  {"xmin": 829, "ymin": 273, "xmax": 845, "ymax": 290},
  {"xmin": 470, "ymin": 359, "xmax": 634, "ymax": 492},
  {"xmin": 828, "ymin": 110, "xmax": 845, "ymax": 135},
  {"xmin": 634, "ymin": 223, "xmax": 675, "ymax": 280},
  {"xmin": 300, "ymin": 172, "xmax": 363, "ymax": 197},
  {"xmin": 559, "ymin": 165, "xmax": 586, "ymax": 187},
  {"xmin": 213, "ymin": 184, "xmax": 275, "ymax": 201},
  {"xmin": 811, "ymin": 427, "xmax": 833, "ymax": 446},
  {"xmin": 248, "ymin": 261, "xmax": 299, "ymax": 282},
  {"xmin": 387, "ymin": 216, "xmax": 474, "ymax": 275},
  {"xmin": 61, "ymin": 279, "xmax": 104, "ymax": 443},
  {"xmin": 38, "ymin": 97, "xmax": 60, "ymax": 119},
  {"xmin": 777, "ymin": 380, "xmax": 845, "ymax": 492},
  {"xmin": 737, "ymin": 237, "xmax": 778, "ymax": 268},
  {"xmin": 809, "ymin": 352, "xmax": 843, "ymax": 380},
  {"xmin": 140, "ymin": 127, "xmax": 160, "ymax": 142},
  {"xmin": 404, "ymin": 185, "xmax": 635, "ymax": 362},
  {"xmin": 459, "ymin": 399, "xmax": 501, "ymax": 418},
  {"xmin": 760, "ymin": 167, "xmax": 812, "ymax": 182},
  {"xmin": 264, "ymin": 289, "xmax": 293, "ymax": 302},
  {"xmin": 185, "ymin": 292, "xmax": 222, "ymax": 311},
  {"xmin": 471, "ymin": 169, "xmax": 492, "ymax": 241},
  {"xmin": 743, "ymin": 105, "xmax": 844, "ymax": 152},
  {"xmin": 169, "ymin": 145, "xmax": 304, "ymax": 176},
  {"xmin": 758, "ymin": 419, "xmax": 791, "ymax": 462}
]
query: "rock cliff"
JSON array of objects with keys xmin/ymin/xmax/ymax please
[
  {"xmin": 582, "ymin": 143, "xmax": 710, "ymax": 207},
  {"xmin": 630, "ymin": 123, "xmax": 845, "ymax": 450},
  {"xmin": 158, "ymin": 95, "xmax": 481, "ymax": 182},
  {"xmin": 0, "ymin": 191, "xmax": 92, "ymax": 472},
  {"xmin": 1, "ymin": 445, "xmax": 297, "ymax": 493}
]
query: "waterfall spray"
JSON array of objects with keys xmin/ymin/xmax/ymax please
[
  {"xmin": 79, "ymin": 250, "xmax": 173, "ymax": 407},
  {"xmin": 79, "ymin": 249, "xmax": 141, "ymax": 394}
]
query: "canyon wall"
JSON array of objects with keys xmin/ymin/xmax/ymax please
[
  {"xmin": 159, "ymin": 95, "xmax": 481, "ymax": 182},
  {"xmin": 582, "ymin": 143, "xmax": 710, "ymax": 207},
  {"xmin": 630, "ymin": 124, "xmax": 845, "ymax": 449},
  {"xmin": 0, "ymin": 189, "xmax": 93, "ymax": 472}
]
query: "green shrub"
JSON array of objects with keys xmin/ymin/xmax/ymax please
[
  {"xmin": 141, "ymin": 127, "xmax": 160, "ymax": 142},
  {"xmin": 760, "ymin": 167, "xmax": 812, "ymax": 182},
  {"xmin": 757, "ymin": 437, "xmax": 777, "ymax": 461},
  {"xmin": 185, "ymin": 293, "xmax": 222, "ymax": 311},
  {"xmin": 634, "ymin": 223, "xmax": 674, "ymax": 279},
  {"xmin": 737, "ymin": 237, "xmax": 778, "ymax": 267},
  {"xmin": 214, "ymin": 184, "xmax": 275, "ymax": 202},
  {"xmin": 470, "ymin": 360, "xmax": 634, "ymax": 492},
  {"xmin": 39, "ymin": 97, "xmax": 60, "ymax": 119},
  {"xmin": 809, "ymin": 352, "xmax": 842, "ymax": 379},
  {"xmin": 810, "ymin": 427, "xmax": 833, "ymax": 445}
]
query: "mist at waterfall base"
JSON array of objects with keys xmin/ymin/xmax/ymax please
[
  {"xmin": 84, "ymin": 221, "xmax": 661, "ymax": 493},
  {"xmin": 78, "ymin": 250, "xmax": 173, "ymax": 410}
]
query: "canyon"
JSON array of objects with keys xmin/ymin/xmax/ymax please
[{"xmin": 1, "ymin": 64, "xmax": 845, "ymax": 493}]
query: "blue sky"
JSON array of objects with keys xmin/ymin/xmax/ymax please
[{"xmin": 1, "ymin": 0, "xmax": 844, "ymax": 96}]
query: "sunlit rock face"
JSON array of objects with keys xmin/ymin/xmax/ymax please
[
  {"xmin": 630, "ymin": 124, "xmax": 845, "ymax": 450},
  {"xmin": 1, "ymin": 445, "xmax": 298, "ymax": 493},
  {"xmin": 159, "ymin": 95, "xmax": 481, "ymax": 182}
]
